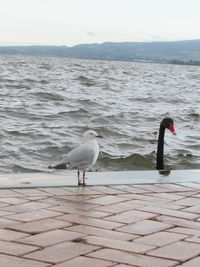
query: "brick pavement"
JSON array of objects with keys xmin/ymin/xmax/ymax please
[{"xmin": 0, "ymin": 182, "xmax": 200, "ymax": 266}]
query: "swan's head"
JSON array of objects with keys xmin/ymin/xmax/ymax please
[
  {"xmin": 83, "ymin": 130, "xmax": 103, "ymax": 140},
  {"xmin": 161, "ymin": 117, "xmax": 176, "ymax": 135}
]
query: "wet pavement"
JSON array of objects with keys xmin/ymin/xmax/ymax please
[{"xmin": 0, "ymin": 174, "xmax": 200, "ymax": 266}]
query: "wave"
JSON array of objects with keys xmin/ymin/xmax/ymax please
[
  {"xmin": 97, "ymin": 153, "xmax": 156, "ymax": 171},
  {"xmin": 75, "ymin": 75, "xmax": 96, "ymax": 87},
  {"xmin": 12, "ymin": 164, "xmax": 47, "ymax": 173},
  {"xmin": 1, "ymin": 55, "xmax": 200, "ymax": 173},
  {"xmin": 33, "ymin": 92, "xmax": 65, "ymax": 101},
  {"xmin": 97, "ymin": 152, "xmax": 200, "ymax": 172}
]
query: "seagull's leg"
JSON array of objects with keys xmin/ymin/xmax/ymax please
[
  {"xmin": 82, "ymin": 170, "xmax": 87, "ymax": 186},
  {"xmin": 77, "ymin": 170, "xmax": 81, "ymax": 186}
]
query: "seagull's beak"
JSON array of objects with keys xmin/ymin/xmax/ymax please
[
  {"xmin": 169, "ymin": 123, "xmax": 176, "ymax": 135},
  {"xmin": 96, "ymin": 135, "xmax": 103, "ymax": 138}
]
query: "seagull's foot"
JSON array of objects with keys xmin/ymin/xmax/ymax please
[
  {"xmin": 78, "ymin": 180, "xmax": 91, "ymax": 187},
  {"xmin": 78, "ymin": 180, "xmax": 83, "ymax": 186},
  {"xmin": 78, "ymin": 181, "xmax": 87, "ymax": 187},
  {"xmin": 78, "ymin": 172, "xmax": 89, "ymax": 186}
]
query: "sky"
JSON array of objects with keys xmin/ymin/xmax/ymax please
[{"xmin": 0, "ymin": 0, "xmax": 200, "ymax": 46}]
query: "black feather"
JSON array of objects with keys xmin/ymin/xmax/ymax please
[{"xmin": 48, "ymin": 163, "xmax": 67, "ymax": 169}]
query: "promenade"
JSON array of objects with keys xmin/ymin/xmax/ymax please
[{"xmin": 0, "ymin": 170, "xmax": 200, "ymax": 266}]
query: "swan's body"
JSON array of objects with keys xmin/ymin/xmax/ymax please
[
  {"xmin": 156, "ymin": 118, "xmax": 176, "ymax": 170},
  {"xmin": 49, "ymin": 130, "xmax": 102, "ymax": 186}
]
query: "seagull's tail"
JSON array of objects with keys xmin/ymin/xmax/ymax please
[{"xmin": 48, "ymin": 163, "xmax": 67, "ymax": 169}]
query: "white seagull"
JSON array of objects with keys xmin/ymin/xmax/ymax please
[{"xmin": 49, "ymin": 130, "xmax": 102, "ymax": 186}]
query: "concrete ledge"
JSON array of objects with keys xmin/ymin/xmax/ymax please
[{"xmin": 0, "ymin": 169, "xmax": 200, "ymax": 188}]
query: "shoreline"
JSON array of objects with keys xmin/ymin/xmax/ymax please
[{"xmin": 0, "ymin": 169, "xmax": 199, "ymax": 189}]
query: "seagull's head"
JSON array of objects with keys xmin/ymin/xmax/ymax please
[{"xmin": 83, "ymin": 130, "xmax": 103, "ymax": 141}]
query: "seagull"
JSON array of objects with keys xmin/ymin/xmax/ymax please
[{"xmin": 49, "ymin": 130, "xmax": 102, "ymax": 186}]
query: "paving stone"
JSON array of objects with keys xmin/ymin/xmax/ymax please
[
  {"xmin": 93, "ymin": 185, "xmax": 129, "ymax": 194},
  {"xmin": 168, "ymin": 227, "xmax": 200, "ymax": 236},
  {"xmin": 39, "ymin": 187, "xmax": 75, "ymax": 195},
  {"xmin": 88, "ymin": 248, "xmax": 178, "ymax": 266},
  {"xmin": 25, "ymin": 241, "xmax": 99, "ymax": 264},
  {"xmin": 151, "ymin": 202, "xmax": 185, "ymax": 210},
  {"xmin": 192, "ymin": 193, "xmax": 200, "ymax": 198},
  {"xmin": 123, "ymin": 200, "xmax": 182, "ymax": 210},
  {"xmin": 41, "ymin": 197, "xmax": 100, "ymax": 211},
  {"xmin": 1, "ymin": 183, "xmax": 200, "ymax": 267},
  {"xmin": 94, "ymin": 201, "xmax": 142, "ymax": 213},
  {"xmin": 58, "ymin": 214, "xmax": 124, "ymax": 229},
  {"xmin": 155, "ymin": 184, "xmax": 195, "ymax": 192},
  {"xmin": 0, "ymin": 210, "xmax": 14, "ymax": 216},
  {"xmin": 5, "ymin": 209, "xmax": 62, "ymax": 222},
  {"xmin": 60, "ymin": 187, "xmax": 101, "ymax": 195},
  {"xmin": 177, "ymin": 183, "xmax": 200, "ymax": 189},
  {"xmin": 115, "ymin": 193, "xmax": 141, "ymax": 199},
  {"xmin": 84, "ymin": 195, "xmax": 127, "ymax": 205},
  {"xmin": 64, "ymin": 187, "xmax": 104, "ymax": 195},
  {"xmin": 185, "ymin": 236, "xmax": 200, "ymax": 243},
  {"xmin": 0, "ymin": 228, "xmax": 29, "ymax": 241},
  {"xmin": 133, "ymin": 184, "xmax": 173, "ymax": 193},
  {"xmin": 85, "ymin": 235, "xmax": 155, "ymax": 253},
  {"xmin": 55, "ymin": 256, "xmax": 115, "ymax": 267},
  {"xmin": 110, "ymin": 185, "xmax": 149, "ymax": 194},
  {"xmin": 182, "ymin": 205, "xmax": 200, "ymax": 214},
  {"xmin": 19, "ymin": 229, "xmax": 86, "ymax": 247},
  {"xmin": 24, "ymin": 196, "xmax": 48, "ymax": 201},
  {"xmin": 0, "ymin": 217, "xmax": 21, "ymax": 228},
  {"xmin": 1, "ymin": 201, "xmax": 54, "ymax": 213},
  {"xmin": 0, "ymin": 254, "xmax": 49, "ymax": 267},
  {"xmin": 173, "ymin": 197, "xmax": 200, "ymax": 206},
  {"xmin": 134, "ymin": 231, "xmax": 189, "ymax": 247},
  {"xmin": 0, "ymin": 190, "xmax": 24, "ymax": 197},
  {"xmin": 66, "ymin": 225, "xmax": 136, "ymax": 240},
  {"xmin": 118, "ymin": 219, "xmax": 172, "ymax": 235},
  {"xmin": 0, "ymin": 239, "xmax": 39, "ymax": 256},
  {"xmin": 105, "ymin": 209, "xmax": 157, "ymax": 224},
  {"xmin": 56, "ymin": 194, "xmax": 97, "ymax": 202},
  {"xmin": 0, "ymin": 202, "xmax": 8, "ymax": 208},
  {"xmin": 176, "ymin": 191, "xmax": 198, "ymax": 197},
  {"xmin": 179, "ymin": 256, "xmax": 200, "ymax": 267},
  {"xmin": 0, "ymin": 197, "xmax": 28, "ymax": 205},
  {"xmin": 129, "ymin": 194, "xmax": 170, "ymax": 203},
  {"xmin": 121, "ymin": 199, "xmax": 155, "ymax": 207},
  {"xmin": 137, "ymin": 205, "xmax": 199, "ymax": 219},
  {"xmin": 148, "ymin": 241, "xmax": 200, "ymax": 262},
  {"xmin": 148, "ymin": 193, "xmax": 185, "ymax": 200},
  {"xmin": 157, "ymin": 215, "xmax": 200, "ymax": 229},
  {"xmin": 12, "ymin": 188, "xmax": 51, "ymax": 196},
  {"xmin": 8, "ymin": 218, "xmax": 72, "ymax": 234},
  {"xmin": 49, "ymin": 205, "xmax": 109, "ymax": 218}
]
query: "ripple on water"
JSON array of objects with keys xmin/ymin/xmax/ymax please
[{"xmin": 0, "ymin": 55, "xmax": 200, "ymax": 172}]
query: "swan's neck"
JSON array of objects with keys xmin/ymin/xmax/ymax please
[{"xmin": 156, "ymin": 125, "xmax": 165, "ymax": 170}]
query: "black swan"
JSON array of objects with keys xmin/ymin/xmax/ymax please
[
  {"xmin": 49, "ymin": 130, "xmax": 102, "ymax": 186},
  {"xmin": 156, "ymin": 118, "xmax": 176, "ymax": 170}
]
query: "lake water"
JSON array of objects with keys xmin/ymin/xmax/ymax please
[{"xmin": 0, "ymin": 54, "xmax": 199, "ymax": 173}]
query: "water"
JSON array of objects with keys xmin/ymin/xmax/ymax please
[{"xmin": 0, "ymin": 54, "xmax": 199, "ymax": 173}]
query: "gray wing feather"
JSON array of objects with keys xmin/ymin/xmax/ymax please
[{"xmin": 63, "ymin": 143, "xmax": 96, "ymax": 169}]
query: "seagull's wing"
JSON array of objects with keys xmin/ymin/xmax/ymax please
[{"xmin": 64, "ymin": 142, "xmax": 97, "ymax": 169}]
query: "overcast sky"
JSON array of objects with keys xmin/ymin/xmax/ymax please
[{"xmin": 0, "ymin": 0, "xmax": 200, "ymax": 46}]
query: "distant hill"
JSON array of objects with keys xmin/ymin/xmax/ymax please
[{"xmin": 0, "ymin": 39, "xmax": 200, "ymax": 64}]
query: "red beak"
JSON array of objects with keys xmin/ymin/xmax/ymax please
[{"xmin": 169, "ymin": 123, "xmax": 176, "ymax": 135}]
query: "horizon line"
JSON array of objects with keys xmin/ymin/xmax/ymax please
[{"xmin": 0, "ymin": 38, "xmax": 200, "ymax": 47}]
